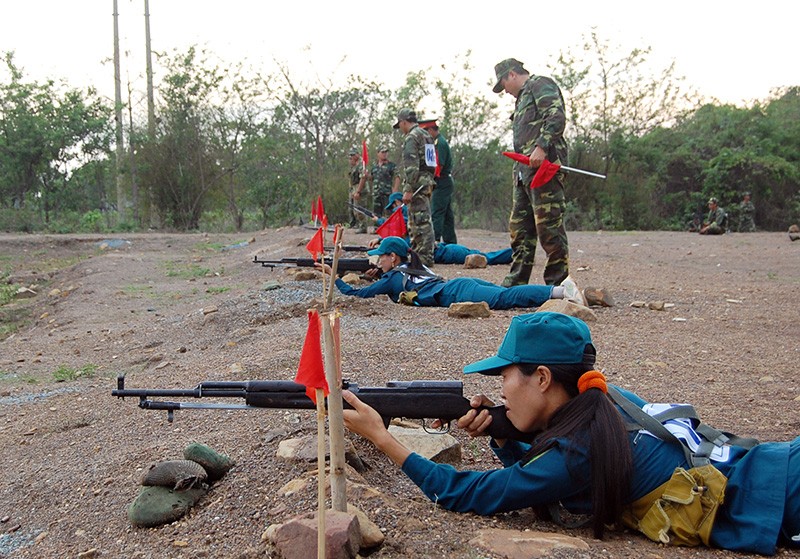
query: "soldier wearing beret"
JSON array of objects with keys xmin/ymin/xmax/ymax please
[
  {"xmin": 419, "ymin": 119, "xmax": 457, "ymax": 245},
  {"xmin": 493, "ymin": 58, "xmax": 570, "ymax": 287}
]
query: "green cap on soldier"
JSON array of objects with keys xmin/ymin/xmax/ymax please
[
  {"xmin": 464, "ymin": 312, "xmax": 594, "ymax": 376},
  {"xmin": 492, "ymin": 58, "xmax": 527, "ymax": 93},
  {"xmin": 378, "ymin": 145, "xmax": 389, "ymax": 152},
  {"xmin": 393, "ymin": 108, "xmax": 417, "ymax": 129},
  {"xmin": 349, "ymin": 147, "xmax": 358, "ymax": 156}
]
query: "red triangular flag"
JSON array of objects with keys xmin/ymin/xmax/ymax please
[
  {"xmin": 502, "ymin": 151, "xmax": 530, "ymax": 165},
  {"xmin": 316, "ymin": 196, "xmax": 324, "ymax": 222},
  {"xmin": 295, "ymin": 310, "xmax": 328, "ymax": 404},
  {"xmin": 322, "ymin": 213, "xmax": 328, "ymax": 230},
  {"xmin": 375, "ymin": 206, "xmax": 407, "ymax": 239},
  {"xmin": 362, "ymin": 139, "xmax": 369, "ymax": 171},
  {"xmin": 530, "ymin": 160, "xmax": 561, "ymax": 189},
  {"xmin": 502, "ymin": 152, "xmax": 560, "ymax": 189},
  {"xmin": 306, "ymin": 227, "xmax": 324, "ymax": 260}
]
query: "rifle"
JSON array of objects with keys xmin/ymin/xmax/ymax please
[
  {"xmin": 347, "ymin": 202, "xmax": 378, "ymax": 220},
  {"xmin": 253, "ymin": 255, "xmax": 379, "ymax": 276},
  {"xmin": 324, "ymin": 245, "xmax": 371, "ymax": 253},
  {"xmin": 112, "ymin": 375, "xmax": 534, "ymax": 442}
]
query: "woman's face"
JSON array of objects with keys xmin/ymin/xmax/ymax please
[
  {"xmin": 500, "ymin": 365, "xmax": 550, "ymax": 433},
  {"xmin": 378, "ymin": 252, "xmax": 396, "ymax": 272}
]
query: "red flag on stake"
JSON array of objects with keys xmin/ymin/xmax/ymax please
[
  {"xmin": 306, "ymin": 227, "xmax": 324, "ymax": 260},
  {"xmin": 362, "ymin": 139, "xmax": 369, "ymax": 171},
  {"xmin": 311, "ymin": 200, "xmax": 318, "ymax": 223},
  {"xmin": 316, "ymin": 196, "xmax": 325, "ymax": 223},
  {"xmin": 375, "ymin": 206, "xmax": 407, "ymax": 238},
  {"xmin": 294, "ymin": 310, "xmax": 328, "ymax": 404}
]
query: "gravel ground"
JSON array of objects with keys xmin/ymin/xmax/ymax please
[{"xmin": 0, "ymin": 227, "xmax": 798, "ymax": 559}]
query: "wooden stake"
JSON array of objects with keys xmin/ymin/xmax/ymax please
[
  {"xmin": 321, "ymin": 311, "xmax": 347, "ymax": 511},
  {"xmin": 315, "ymin": 387, "xmax": 326, "ymax": 559}
]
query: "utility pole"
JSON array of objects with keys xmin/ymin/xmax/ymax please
[
  {"xmin": 113, "ymin": 0, "xmax": 127, "ymax": 222},
  {"xmin": 144, "ymin": 0, "xmax": 157, "ymax": 226}
]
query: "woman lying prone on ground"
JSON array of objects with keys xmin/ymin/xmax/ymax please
[
  {"xmin": 341, "ymin": 312, "xmax": 800, "ymax": 555},
  {"xmin": 316, "ymin": 236, "xmax": 583, "ymax": 310}
]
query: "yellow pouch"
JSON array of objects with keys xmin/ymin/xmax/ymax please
[
  {"xmin": 398, "ymin": 291, "xmax": 419, "ymax": 306},
  {"xmin": 622, "ymin": 464, "xmax": 727, "ymax": 547}
]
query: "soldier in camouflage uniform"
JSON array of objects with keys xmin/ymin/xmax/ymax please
[
  {"xmin": 738, "ymin": 192, "xmax": 756, "ymax": 232},
  {"xmin": 367, "ymin": 146, "xmax": 400, "ymax": 217},
  {"xmin": 699, "ymin": 197, "xmax": 727, "ymax": 235},
  {"xmin": 393, "ymin": 108, "xmax": 436, "ymax": 266},
  {"xmin": 492, "ymin": 58, "xmax": 570, "ymax": 286},
  {"xmin": 348, "ymin": 148, "xmax": 368, "ymax": 233}
]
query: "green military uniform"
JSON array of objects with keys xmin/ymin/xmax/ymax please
[
  {"xmin": 739, "ymin": 198, "xmax": 756, "ymax": 232},
  {"xmin": 369, "ymin": 158, "xmax": 397, "ymax": 217},
  {"xmin": 396, "ymin": 109, "xmax": 436, "ymax": 267},
  {"xmin": 430, "ymin": 132, "xmax": 457, "ymax": 244},
  {"xmin": 348, "ymin": 158, "xmax": 367, "ymax": 233},
  {"xmin": 503, "ymin": 67, "xmax": 569, "ymax": 286},
  {"xmin": 701, "ymin": 203, "xmax": 727, "ymax": 235}
]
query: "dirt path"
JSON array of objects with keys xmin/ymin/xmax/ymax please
[{"xmin": 0, "ymin": 228, "xmax": 798, "ymax": 558}]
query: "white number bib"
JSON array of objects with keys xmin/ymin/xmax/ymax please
[{"xmin": 424, "ymin": 144, "xmax": 437, "ymax": 168}]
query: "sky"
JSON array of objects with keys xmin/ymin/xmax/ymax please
[{"xmin": 1, "ymin": 0, "xmax": 798, "ymax": 113}]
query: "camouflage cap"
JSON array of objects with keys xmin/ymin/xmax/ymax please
[
  {"xmin": 492, "ymin": 58, "xmax": 527, "ymax": 93},
  {"xmin": 743, "ymin": 191, "xmax": 751, "ymax": 197},
  {"xmin": 378, "ymin": 145, "xmax": 389, "ymax": 152},
  {"xmin": 348, "ymin": 147, "xmax": 358, "ymax": 156},
  {"xmin": 393, "ymin": 108, "xmax": 417, "ymax": 129},
  {"xmin": 708, "ymin": 197, "xmax": 718, "ymax": 204}
]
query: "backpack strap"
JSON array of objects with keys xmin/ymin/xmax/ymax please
[{"xmin": 607, "ymin": 386, "xmax": 758, "ymax": 468}]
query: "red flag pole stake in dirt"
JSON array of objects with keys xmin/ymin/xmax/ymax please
[
  {"xmin": 501, "ymin": 151, "xmax": 606, "ymax": 188},
  {"xmin": 294, "ymin": 309, "xmax": 330, "ymax": 557}
]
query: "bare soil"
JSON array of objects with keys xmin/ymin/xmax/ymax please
[{"xmin": 0, "ymin": 227, "xmax": 798, "ymax": 559}]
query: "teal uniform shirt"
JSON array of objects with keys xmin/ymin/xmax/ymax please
[{"xmin": 401, "ymin": 386, "xmax": 799, "ymax": 555}]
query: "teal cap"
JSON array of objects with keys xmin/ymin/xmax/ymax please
[
  {"xmin": 385, "ymin": 192, "xmax": 404, "ymax": 210},
  {"xmin": 367, "ymin": 236, "xmax": 409, "ymax": 257},
  {"xmin": 464, "ymin": 312, "xmax": 593, "ymax": 375}
]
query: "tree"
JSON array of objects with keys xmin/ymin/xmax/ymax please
[{"xmin": 0, "ymin": 52, "xmax": 111, "ymax": 223}]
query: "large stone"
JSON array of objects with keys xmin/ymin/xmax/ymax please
[
  {"xmin": 346, "ymin": 504, "xmax": 384, "ymax": 549},
  {"xmin": 447, "ymin": 301, "xmax": 491, "ymax": 318},
  {"xmin": 268, "ymin": 510, "xmax": 361, "ymax": 559},
  {"xmin": 535, "ymin": 299, "xmax": 597, "ymax": 322},
  {"xmin": 469, "ymin": 528, "xmax": 589, "ymax": 559},
  {"xmin": 583, "ymin": 286, "xmax": 615, "ymax": 307},
  {"xmin": 387, "ymin": 425, "xmax": 461, "ymax": 464},
  {"xmin": 127, "ymin": 486, "xmax": 206, "ymax": 527},
  {"xmin": 463, "ymin": 254, "xmax": 488, "ymax": 269}
]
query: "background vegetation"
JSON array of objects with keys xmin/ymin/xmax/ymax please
[{"xmin": 1, "ymin": 35, "xmax": 797, "ymax": 234}]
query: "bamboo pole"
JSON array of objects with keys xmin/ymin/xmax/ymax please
[
  {"xmin": 315, "ymin": 387, "xmax": 326, "ymax": 559},
  {"xmin": 322, "ymin": 227, "xmax": 347, "ymax": 511}
]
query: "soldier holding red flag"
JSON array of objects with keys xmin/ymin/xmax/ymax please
[{"xmin": 493, "ymin": 58, "xmax": 570, "ymax": 287}]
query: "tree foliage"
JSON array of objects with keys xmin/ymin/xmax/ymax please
[{"xmin": 0, "ymin": 41, "xmax": 797, "ymax": 234}]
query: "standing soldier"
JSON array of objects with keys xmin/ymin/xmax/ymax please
[
  {"xmin": 393, "ymin": 108, "xmax": 436, "ymax": 266},
  {"xmin": 492, "ymin": 58, "xmax": 570, "ymax": 287},
  {"xmin": 419, "ymin": 119, "xmax": 457, "ymax": 245},
  {"xmin": 739, "ymin": 192, "xmax": 756, "ymax": 232},
  {"xmin": 367, "ymin": 146, "xmax": 400, "ymax": 218},
  {"xmin": 348, "ymin": 148, "xmax": 368, "ymax": 233}
]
